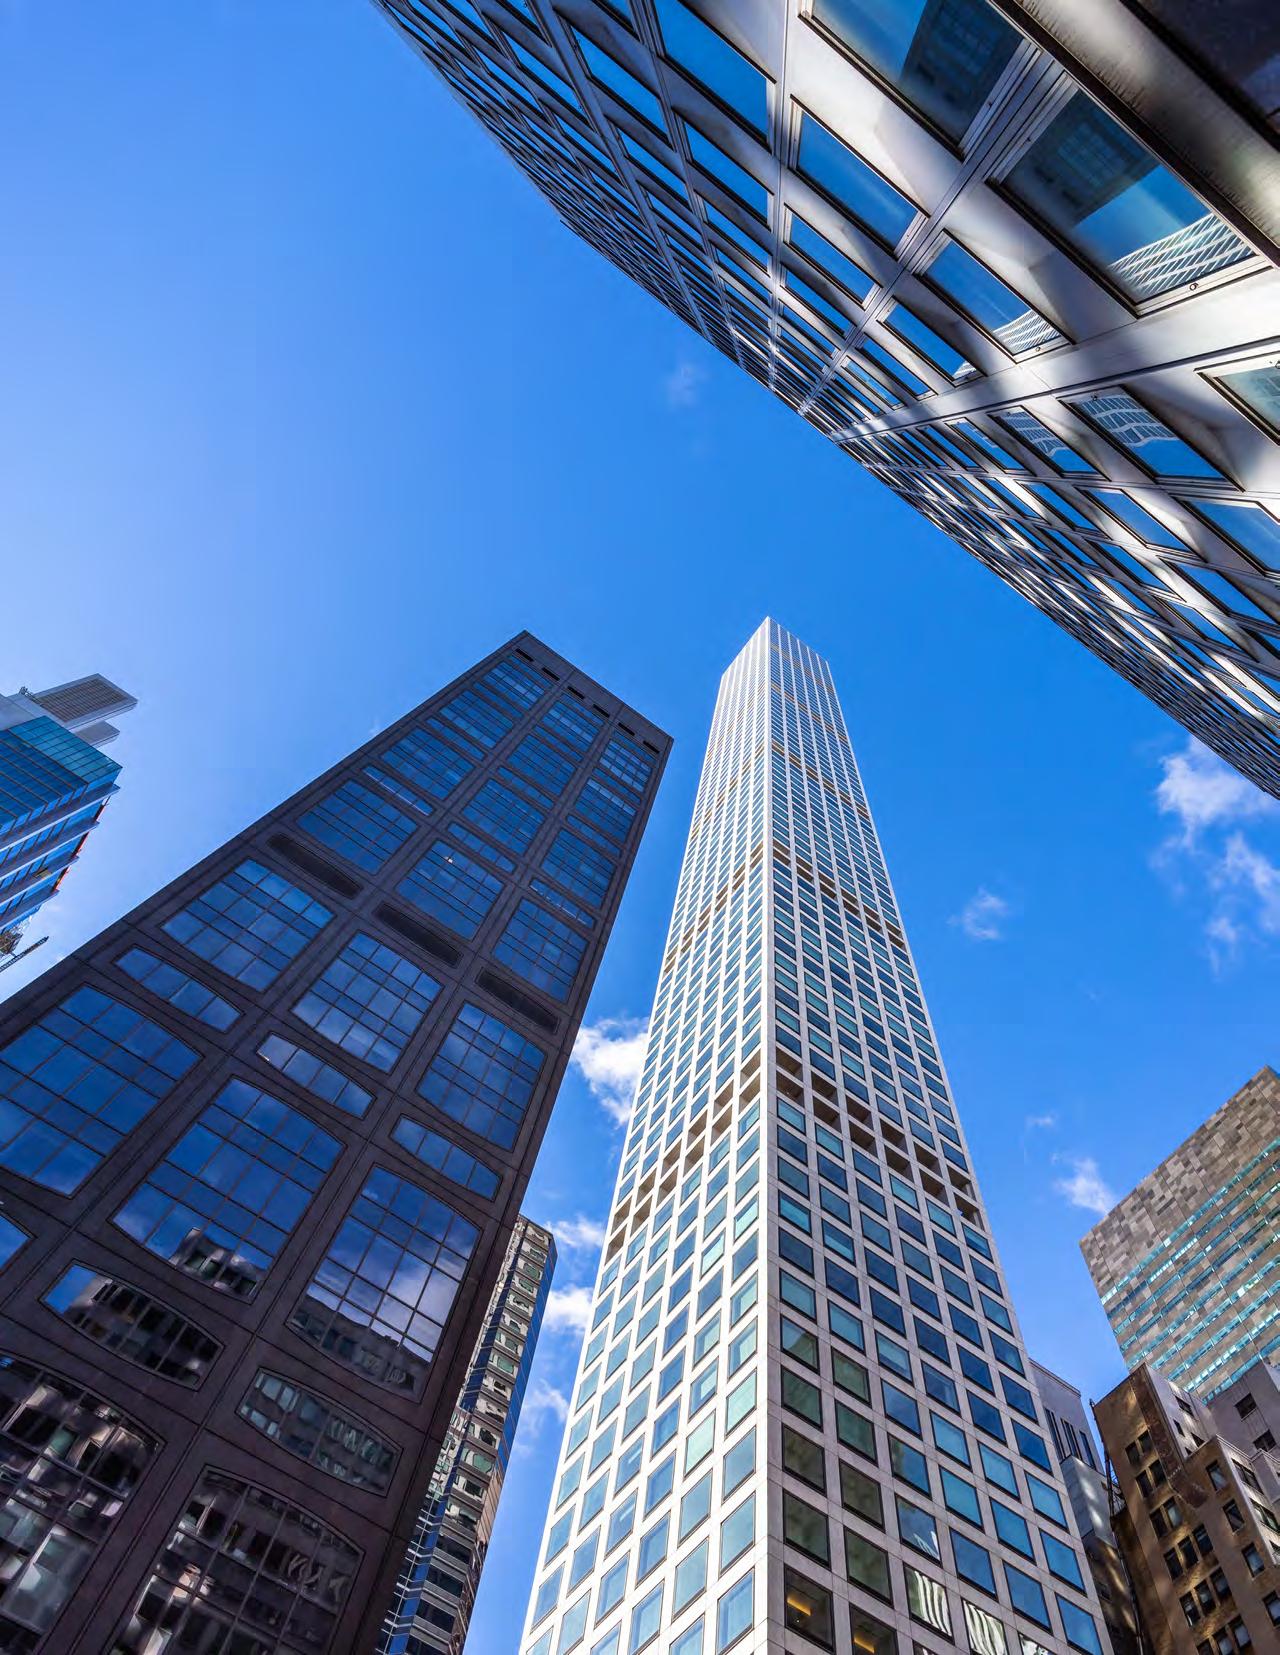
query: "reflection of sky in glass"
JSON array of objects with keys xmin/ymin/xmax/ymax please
[
  {"xmin": 998, "ymin": 410, "xmax": 1092, "ymax": 472},
  {"xmin": 889, "ymin": 305, "xmax": 966, "ymax": 377},
  {"xmin": 1073, "ymin": 392, "xmax": 1220, "ymax": 478},
  {"xmin": 654, "ymin": 0, "xmax": 768, "ymax": 134},
  {"xmin": 798, "ymin": 114, "xmax": 916, "ymax": 245},
  {"xmin": 1213, "ymin": 366, "xmax": 1280, "ymax": 437},
  {"xmin": 926, "ymin": 243, "xmax": 1060, "ymax": 356},
  {"xmin": 789, "ymin": 214, "xmax": 874, "ymax": 300},
  {"xmin": 1195, "ymin": 501, "xmax": 1280, "ymax": 562}
]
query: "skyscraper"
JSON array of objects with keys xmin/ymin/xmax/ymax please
[
  {"xmin": 0, "ymin": 632, "xmax": 668, "ymax": 1654},
  {"xmin": 1081, "ymin": 1066, "xmax": 1280, "ymax": 1401},
  {"xmin": 520, "ymin": 621, "xmax": 1108, "ymax": 1655},
  {"xmin": 372, "ymin": 0, "xmax": 1280, "ymax": 797},
  {"xmin": 380, "ymin": 1215, "xmax": 557, "ymax": 1655},
  {"xmin": 0, "ymin": 674, "xmax": 137, "ymax": 957}
]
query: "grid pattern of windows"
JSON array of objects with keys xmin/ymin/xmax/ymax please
[
  {"xmin": 397, "ymin": 840, "xmax": 504, "ymax": 938},
  {"xmin": 391, "ymin": 1113, "xmax": 501, "ymax": 1198},
  {"xmin": 462, "ymin": 777, "xmax": 547, "ymax": 854},
  {"xmin": 237, "ymin": 1370, "xmax": 397, "ymax": 1492},
  {"xmin": 378, "ymin": 0, "xmax": 1280, "ymax": 799},
  {"xmin": 541, "ymin": 827, "xmax": 615, "ymax": 907},
  {"xmin": 0, "ymin": 987, "xmax": 197, "ymax": 1194},
  {"xmin": 256, "ymin": 1032, "xmax": 374, "ymax": 1117},
  {"xmin": 417, "ymin": 1002, "xmax": 544, "ymax": 1150},
  {"xmin": 115, "ymin": 946, "xmax": 239, "ymax": 1030},
  {"xmin": 289, "ymin": 1167, "xmax": 478, "ymax": 1390},
  {"xmin": 493, "ymin": 899, "xmax": 588, "ymax": 1001},
  {"xmin": 43, "ymin": 1264, "xmax": 222, "ymax": 1388},
  {"xmin": 163, "ymin": 859, "xmax": 333, "ymax": 989},
  {"xmin": 297, "ymin": 778, "xmax": 418, "ymax": 871},
  {"xmin": 292, "ymin": 932, "xmax": 439, "ymax": 1071},
  {"xmin": 114, "ymin": 1078, "xmax": 340, "ymax": 1298},
  {"xmin": 380, "ymin": 723, "xmax": 476, "ymax": 804}
]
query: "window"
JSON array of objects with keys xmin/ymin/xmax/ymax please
[
  {"xmin": 942, "ymin": 1469, "xmax": 982, "ymax": 1526},
  {"xmin": 846, "ymin": 1530, "xmax": 892, "ymax": 1601},
  {"xmin": 1071, "ymin": 390, "xmax": 1221, "ymax": 478},
  {"xmin": 1056, "ymin": 1597, "xmax": 1104, "ymax": 1655},
  {"xmin": 292, "ymin": 933, "xmax": 439, "ymax": 1071},
  {"xmin": 0, "ymin": 1357, "xmax": 159, "ymax": 1647},
  {"xmin": 238, "ymin": 1370, "xmax": 395, "ymax": 1491},
  {"xmin": 654, "ymin": 0, "xmax": 768, "ymax": 135},
  {"xmin": 391, "ymin": 1115, "xmax": 501, "ymax": 1198},
  {"xmin": 115, "ymin": 1079, "xmax": 339, "ymax": 1297},
  {"xmin": 796, "ymin": 112, "xmax": 916, "ymax": 246},
  {"xmin": 812, "ymin": 0, "xmax": 1020, "ymax": 142},
  {"xmin": 952, "ymin": 1530, "xmax": 997, "ymax": 1594},
  {"xmin": 783, "ymin": 1367, "xmax": 823, "ymax": 1426},
  {"xmin": 1042, "ymin": 1531, "xmax": 1085, "ymax": 1588},
  {"xmin": 993, "ymin": 1500, "xmax": 1033, "ymax": 1557},
  {"xmin": 723, "ymin": 1426, "xmax": 756, "ymax": 1493},
  {"xmin": 883, "ymin": 1380, "xmax": 921, "ymax": 1435},
  {"xmin": 1001, "ymin": 90, "xmax": 1251, "ymax": 301},
  {"xmin": 924, "ymin": 242, "xmax": 1061, "ymax": 353},
  {"xmin": 905, "ymin": 1565, "xmax": 951, "ymax": 1634},
  {"xmin": 683, "ymin": 121, "xmax": 770, "ymax": 220},
  {"xmin": 115, "ymin": 946, "xmax": 238, "ymax": 1030},
  {"xmin": 789, "ymin": 213, "xmax": 874, "ymax": 300},
  {"xmin": 542, "ymin": 828, "xmax": 615, "ymax": 908},
  {"xmin": 783, "ymin": 1566, "xmax": 834, "ymax": 1648},
  {"xmin": 680, "ymin": 1472, "xmax": 713, "ymax": 1539},
  {"xmin": 637, "ymin": 1514, "xmax": 671, "ymax": 1580},
  {"xmin": 994, "ymin": 410, "xmax": 1091, "ymax": 472},
  {"xmin": 0, "ymin": 1215, "xmax": 28, "ymax": 1273},
  {"xmin": 716, "ymin": 1571, "xmax": 753, "ymax": 1651},
  {"xmin": 783, "ymin": 1425, "xmax": 826, "ymax": 1489},
  {"xmin": 289, "ymin": 1166, "xmax": 478, "ymax": 1391},
  {"xmin": 43, "ymin": 1264, "xmax": 221, "ymax": 1388},
  {"xmin": 1004, "ymin": 1563, "xmax": 1051, "ymax": 1628},
  {"xmin": 889, "ymin": 1436, "xmax": 929, "ymax": 1494},
  {"xmin": 674, "ymin": 1537, "xmax": 709, "ymax": 1613},
  {"xmin": 256, "ymin": 1032, "xmax": 371, "ymax": 1117},
  {"xmin": 463, "ymin": 777, "xmax": 546, "ymax": 854},
  {"xmin": 849, "ymin": 1607, "xmax": 898, "ymax": 1655},
  {"xmin": 1209, "ymin": 361, "xmax": 1280, "ymax": 438},
  {"xmin": 784, "ymin": 1490, "xmax": 830, "ymax": 1564},
  {"xmin": 398, "ymin": 841, "xmax": 503, "ymax": 937},
  {"xmin": 163, "ymin": 858, "xmax": 332, "ymax": 988},
  {"xmin": 119, "ymin": 1469, "xmax": 358, "ymax": 1654},
  {"xmin": 840, "ymin": 1459, "xmax": 884, "ymax": 1526},
  {"xmin": 720, "ymin": 1495, "xmax": 754, "ymax": 1567},
  {"xmin": 897, "ymin": 1497, "xmax": 940, "ymax": 1560},
  {"xmin": 494, "ymin": 899, "xmax": 588, "ymax": 1001},
  {"xmin": 0, "ymin": 987, "xmax": 197, "ymax": 1194},
  {"xmin": 886, "ymin": 304, "xmax": 970, "ymax": 379},
  {"xmin": 417, "ymin": 1002, "xmax": 544, "ymax": 1148},
  {"xmin": 963, "ymin": 1598, "xmax": 1010, "ymax": 1655},
  {"xmin": 630, "ymin": 1583, "xmax": 663, "ymax": 1653},
  {"xmin": 298, "ymin": 779, "xmax": 416, "ymax": 870}
]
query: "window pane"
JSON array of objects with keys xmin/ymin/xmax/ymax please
[
  {"xmin": 163, "ymin": 859, "xmax": 332, "ymax": 989},
  {"xmin": 905, "ymin": 1565, "xmax": 952, "ymax": 1634},
  {"xmin": 494, "ymin": 899, "xmax": 588, "ymax": 1001},
  {"xmin": 789, "ymin": 214, "xmax": 874, "ymax": 300},
  {"xmin": 292, "ymin": 933, "xmax": 439, "ymax": 1071},
  {"xmin": 1071, "ymin": 391, "xmax": 1221, "ymax": 478},
  {"xmin": 925, "ymin": 241, "xmax": 1061, "ymax": 352},
  {"xmin": 684, "ymin": 122, "xmax": 770, "ymax": 220},
  {"xmin": 654, "ymin": 0, "xmax": 768, "ymax": 134},
  {"xmin": 782, "ymin": 1566, "xmax": 834, "ymax": 1647},
  {"xmin": 797, "ymin": 113, "xmax": 916, "ymax": 245},
  {"xmin": 256, "ymin": 1032, "xmax": 372, "ymax": 1117},
  {"xmin": 297, "ymin": 779, "xmax": 417, "ymax": 871},
  {"xmin": 398, "ymin": 840, "xmax": 503, "ymax": 937},
  {"xmin": 115, "ymin": 947, "xmax": 239, "ymax": 1030},
  {"xmin": 418, "ymin": 1002, "xmax": 544, "ymax": 1148},
  {"xmin": 995, "ymin": 409, "xmax": 1092, "ymax": 473},
  {"xmin": 43, "ymin": 1264, "xmax": 221, "ymax": 1388},
  {"xmin": 237, "ymin": 1369, "xmax": 396, "ymax": 1491},
  {"xmin": 716, "ymin": 1570, "xmax": 753, "ymax": 1651}
]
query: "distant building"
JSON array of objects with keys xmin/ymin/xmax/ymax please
[
  {"xmin": 0, "ymin": 674, "xmax": 137, "ymax": 954},
  {"xmin": 380, "ymin": 1215, "xmax": 557, "ymax": 1655},
  {"xmin": 1081, "ymin": 1067, "xmax": 1280, "ymax": 1400},
  {"xmin": 1032, "ymin": 1358, "xmax": 1145, "ymax": 1655},
  {"xmin": 1093, "ymin": 1359, "xmax": 1280, "ymax": 1655}
]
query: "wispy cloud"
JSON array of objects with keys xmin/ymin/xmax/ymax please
[
  {"xmin": 551, "ymin": 1214, "xmax": 607, "ymax": 1253},
  {"xmin": 1024, "ymin": 1113, "xmax": 1057, "ymax": 1132},
  {"xmin": 1151, "ymin": 739, "xmax": 1280, "ymax": 970},
  {"xmin": 544, "ymin": 1284, "xmax": 593, "ymax": 1335},
  {"xmin": 1052, "ymin": 1154, "xmax": 1116, "ymax": 1218},
  {"xmin": 571, "ymin": 1016, "xmax": 648, "ymax": 1126},
  {"xmin": 950, "ymin": 888, "xmax": 1010, "ymax": 942},
  {"xmin": 664, "ymin": 358, "xmax": 706, "ymax": 409}
]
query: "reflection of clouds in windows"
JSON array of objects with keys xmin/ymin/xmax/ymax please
[{"xmin": 292, "ymin": 933, "xmax": 438, "ymax": 1072}]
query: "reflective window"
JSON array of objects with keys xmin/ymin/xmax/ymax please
[
  {"xmin": 683, "ymin": 121, "xmax": 770, "ymax": 220},
  {"xmin": 0, "ymin": 1215, "xmax": 27, "ymax": 1272},
  {"xmin": 924, "ymin": 241, "xmax": 1061, "ymax": 353},
  {"xmin": 297, "ymin": 779, "xmax": 417, "ymax": 871},
  {"xmin": 575, "ymin": 774, "xmax": 637, "ymax": 843},
  {"xmin": 886, "ymin": 304, "xmax": 969, "ymax": 378},
  {"xmin": 0, "ymin": 986, "xmax": 197, "ymax": 1194},
  {"xmin": 995, "ymin": 409, "xmax": 1093, "ymax": 472},
  {"xmin": 705, "ymin": 200, "xmax": 770, "ymax": 267},
  {"xmin": 905, "ymin": 1564, "xmax": 951, "ymax": 1633},
  {"xmin": 654, "ymin": 0, "xmax": 768, "ymax": 135},
  {"xmin": 163, "ymin": 858, "xmax": 333, "ymax": 989},
  {"xmin": 292, "ymin": 933, "xmax": 439, "ymax": 1072},
  {"xmin": 479, "ymin": 653, "xmax": 548, "ymax": 711},
  {"xmin": 290, "ymin": 1166, "xmax": 478, "ymax": 1391},
  {"xmin": 542, "ymin": 698, "xmax": 604, "ymax": 755},
  {"xmin": 788, "ymin": 213, "xmax": 874, "ymax": 300},
  {"xmin": 494, "ymin": 898, "xmax": 588, "ymax": 1001},
  {"xmin": 398, "ymin": 840, "xmax": 503, "ymax": 937},
  {"xmin": 238, "ymin": 1370, "xmax": 396, "ymax": 1492},
  {"xmin": 43, "ymin": 1264, "xmax": 222, "ymax": 1388},
  {"xmin": 1071, "ymin": 390, "xmax": 1221, "ymax": 478},
  {"xmin": 1002, "ymin": 90, "xmax": 1252, "ymax": 301},
  {"xmin": 117, "ymin": 1469, "xmax": 358, "ymax": 1653},
  {"xmin": 543, "ymin": 828, "xmax": 615, "ymax": 907},
  {"xmin": 600, "ymin": 733, "xmax": 653, "ymax": 793},
  {"xmin": 418, "ymin": 1001, "xmax": 544, "ymax": 1148},
  {"xmin": 782, "ymin": 1565, "xmax": 833, "ymax": 1645},
  {"xmin": 716, "ymin": 1570, "xmax": 753, "ymax": 1650},
  {"xmin": 392, "ymin": 1114, "xmax": 501, "ymax": 1198},
  {"xmin": 1086, "ymin": 488, "xmax": 1186, "ymax": 549},
  {"xmin": 575, "ymin": 30, "xmax": 667, "ymax": 129},
  {"xmin": 435, "ymin": 685, "xmax": 516, "ymax": 752},
  {"xmin": 813, "ymin": 0, "xmax": 1020, "ymax": 142},
  {"xmin": 796, "ymin": 112, "xmax": 916, "ymax": 246},
  {"xmin": 1189, "ymin": 498, "xmax": 1280, "ymax": 562},
  {"xmin": 1004, "ymin": 1561, "xmax": 1052, "ymax": 1627},
  {"xmin": 114, "ymin": 1078, "xmax": 340, "ymax": 1298},
  {"xmin": 379, "ymin": 723, "xmax": 476, "ymax": 806},
  {"xmin": 256, "ymin": 1033, "xmax": 373, "ymax": 1117},
  {"xmin": 509, "ymin": 732, "xmax": 577, "ymax": 798},
  {"xmin": 115, "ymin": 946, "xmax": 239, "ymax": 1029},
  {"xmin": 1209, "ymin": 361, "xmax": 1280, "ymax": 437},
  {"xmin": 1056, "ymin": 1597, "xmax": 1104, "ymax": 1655}
]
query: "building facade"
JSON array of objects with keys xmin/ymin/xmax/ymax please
[
  {"xmin": 373, "ymin": 0, "xmax": 1280, "ymax": 796},
  {"xmin": 520, "ymin": 621, "xmax": 1109, "ymax": 1655},
  {"xmin": 0, "ymin": 632, "xmax": 668, "ymax": 1654},
  {"xmin": 1093, "ymin": 1359, "xmax": 1280, "ymax": 1655},
  {"xmin": 380, "ymin": 1215, "xmax": 557, "ymax": 1655},
  {"xmin": 1080, "ymin": 1066, "xmax": 1280, "ymax": 1402},
  {"xmin": 1031, "ymin": 1359, "xmax": 1143, "ymax": 1655},
  {"xmin": 0, "ymin": 675, "xmax": 137, "ymax": 958}
]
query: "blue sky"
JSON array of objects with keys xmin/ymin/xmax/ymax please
[{"xmin": 4, "ymin": 5, "xmax": 1278, "ymax": 1649}]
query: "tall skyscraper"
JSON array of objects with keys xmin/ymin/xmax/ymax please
[
  {"xmin": 0, "ymin": 632, "xmax": 668, "ymax": 1655},
  {"xmin": 0, "ymin": 674, "xmax": 137, "ymax": 956},
  {"xmin": 1092, "ymin": 1358, "xmax": 1280, "ymax": 1655},
  {"xmin": 1081, "ymin": 1066, "xmax": 1280, "ymax": 1401},
  {"xmin": 380, "ymin": 1214, "xmax": 557, "ymax": 1655},
  {"xmin": 520, "ymin": 622, "xmax": 1108, "ymax": 1655},
  {"xmin": 372, "ymin": 0, "xmax": 1280, "ymax": 797}
]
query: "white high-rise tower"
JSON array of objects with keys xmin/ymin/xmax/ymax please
[{"xmin": 520, "ymin": 621, "xmax": 1109, "ymax": 1655}]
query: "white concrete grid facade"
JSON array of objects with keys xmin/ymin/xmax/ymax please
[
  {"xmin": 516, "ymin": 620, "xmax": 1109, "ymax": 1655},
  {"xmin": 374, "ymin": 0, "xmax": 1280, "ymax": 796}
]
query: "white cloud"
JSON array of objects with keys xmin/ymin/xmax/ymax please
[
  {"xmin": 551, "ymin": 1214, "xmax": 607, "ymax": 1253},
  {"xmin": 544, "ymin": 1285, "xmax": 593, "ymax": 1335},
  {"xmin": 950, "ymin": 888, "xmax": 1010, "ymax": 942},
  {"xmin": 1156, "ymin": 739, "xmax": 1275, "ymax": 844},
  {"xmin": 1052, "ymin": 1155, "xmax": 1116, "ymax": 1219},
  {"xmin": 1024, "ymin": 1113, "xmax": 1057, "ymax": 1132},
  {"xmin": 522, "ymin": 1377, "xmax": 569, "ymax": 1429},
  {"xmin": 664, "ymin": 359, "xmax": 707, "ymax": 409},
  {"xmin": 571, "ymin": 1016, "xmax": 648, "ymax": 1126},
  {"xmin": 1215, "ymin": 832, "xmax": 1280, "ymax": 934}
]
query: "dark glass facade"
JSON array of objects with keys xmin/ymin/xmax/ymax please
[{"xmin": 0, "ymin": 632, "xmax": 668, "ymax": 1654}]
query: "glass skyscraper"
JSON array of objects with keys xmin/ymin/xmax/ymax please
[
  {"xmin": 381, "ymin": 1215, "xmax": 558, "ymax": 1655},
  {"xmin": 1081, "ymin": 1064, "xmax": 1280, "ymax": 1401},
  {"xmin": 0, "ymin": 632, "xmax": 668, "ymax": 1655},
  {"xmin": 373, "ymin": 0, "xmax": 1280, "ymax": 796},
  {"xmin": 520, "ymin": 621, "xmax": 1108, "ymax": 1655}
]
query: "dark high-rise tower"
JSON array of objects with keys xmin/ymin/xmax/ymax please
[{"xmin": 0, "ymin": 632, "xmax": 668, "ymax": 1655}]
